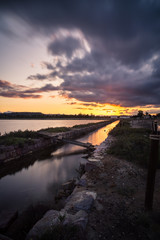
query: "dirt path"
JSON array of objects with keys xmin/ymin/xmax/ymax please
[{"xmin": 85, "ymin": 154, "xmax": 160, "ymax": 240}]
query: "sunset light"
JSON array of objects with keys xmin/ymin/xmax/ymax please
[
  {"xmin": 0, "ymin": 1, "xmax": 160, "ymax": 116},
  {"xmin": 0, "ymin": 2, "xmax": 160, "ymax": 239}
]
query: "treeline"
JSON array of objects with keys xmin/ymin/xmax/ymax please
[
  {"xmin": 132, "ymin": 110, "xmax": 160, "ymax": 119},
  {"xmin": 0, "ymin": 112, "xmax": 109, "ymax": 120}
]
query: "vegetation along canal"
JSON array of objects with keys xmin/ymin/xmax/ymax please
[{"xmin": 0, "ymin": 120, "xmax": 119, "ymax": 213}]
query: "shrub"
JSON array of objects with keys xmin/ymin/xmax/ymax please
[{"xmin": 0, "ymin": 130, "xmax": 36, "ymax": 146}]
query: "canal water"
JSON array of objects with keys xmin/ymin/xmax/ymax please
[
  {"xmin": 0, "ymin": 119, "xmax": 102, "ymax": 135},
  {"xmin": 0, "ymin": 121, "xmax": 119, "ymax": 213}
]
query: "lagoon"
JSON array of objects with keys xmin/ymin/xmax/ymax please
[{"xmin": 0, "ymin": 119, "xmax": 102, "ymax": 135}]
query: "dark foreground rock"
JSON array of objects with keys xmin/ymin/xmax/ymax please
[
  {"xmin": 26, "ymin": 210, "xmax": 88, "ymax": 240},
  {"xmin": 65, "ymin": 190, "xmax": 97, "ymax": 213}
]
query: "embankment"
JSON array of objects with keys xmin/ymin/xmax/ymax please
[{"xmin": 0, "ymin": 120, "xmax": 113, "ymax": 163}]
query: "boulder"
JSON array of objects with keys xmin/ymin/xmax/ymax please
[
  {"xmin": 76, "ymin": 175, "xmax": 87, "ymax": 187},
  {"xmin": 65, "ymin": 190, "xmax": 97, "ymax": 213},
  {"xmin": 26, "ymin": 210, "xmax": 60, "ymax": 240},
  {"xmin": 63, "ymin": 210, "xmax": 88, "ymax": 230},
  {"xmin": 94, "ymin": 200, "xmax": 104, "ymax": 211},
  {"xmin": 26, "ymin": 210, "xmax": 88, "ymax": 240},
  {"xmin": 85, "ymin": 162, "xmax": 99, "ymax": 172}
]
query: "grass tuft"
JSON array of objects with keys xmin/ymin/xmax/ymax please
[{"xmin": 0, "ymin": 130, "xmax": 38, "ymax": 146}]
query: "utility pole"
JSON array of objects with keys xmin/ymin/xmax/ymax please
[{"xmin": 145, "ymin": 121, "xmax": 160, "ymax": 211}]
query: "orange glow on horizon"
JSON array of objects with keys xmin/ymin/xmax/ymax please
[{"xmin": 1, "ymin": 95, "xmax": 160, "ymax": 116}]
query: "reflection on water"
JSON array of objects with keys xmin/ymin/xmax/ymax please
[
  {"xmin": 0, "ymin": 121, "xmax": 119, "ymax": 212},
  {"xmin": 0, "ymin": 119, "xmax": 102, "ymax": 135},
  {"xmin": 78, "ymin": 120, "xmax": 120, "ymax": 145},
  {"xmin": 0, "ymin": 153, "xmax": 86, "ymax": 212}
]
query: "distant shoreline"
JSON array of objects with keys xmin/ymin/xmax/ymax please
[{"xmin": 0, "ymin": 118, "xmax": 109, "ymax": 120}]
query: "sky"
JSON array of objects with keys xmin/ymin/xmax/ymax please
[{"xmin": 0, "ymin": 0, "xmax": 160, "ymax": 116}]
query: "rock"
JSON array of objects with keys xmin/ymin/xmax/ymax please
[
  {"xmin": 88, "ymin": 158, "xmax": 100, "ymax": 162},
  {"xmin": 77, "ymin": 175, "xmax": 87, "ymax": 187},
  {"xmin": 0, "ymin": 210, "xmax": 18, "ymax": 232},
  {"xmin": 99, "ymin": 173, "xmax": 108, "ymax": 179},
  {"xmin": 85, "ymin": 163, "xmax": 99, "ymax": 172},
  {"xmin": 63, "ymin": 210, "xmax": 88, "ymax": 230},
  {"xmin": 26, "ymin": 210, "xmax": 60, "ymax": 240},
  {"xmin": 26, "ymin": 210, "xmax": 88, "ymax": 240},
  {"xmin": 77, "ymin": 179, "xmax": 87, "ymax": 187},
  {"xmin": 65, "ymin": 190, "xmax": 97, "ymax": 212},
  {"xmin": 94, "ymin": 200, "xmax": 104, "ymax": 211}
]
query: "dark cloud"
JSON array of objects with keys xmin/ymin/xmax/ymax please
[
  {"xmin": 59, "ymin": 71, "xmax": 160, "ymax": 107},
  {"xmin": 1, "ymin": 0, "xmax": 160, "ymax": 66},
  {"xmin": 39, "ymin": 84, "xmax": 58, "ymax": 91},
  {"xmin": 1, "ymin": 0, "xmax": 160, "ymax": 107},
  {"xmin": 0, "ymin": 80, "xmax": 58, "ymax": 99},
  {"xmin": 0, "ymin": 79, "xmax": 13, "ymax": 89},
  {"xmin": 48, "ymin": 37, "xmax": 82, "ymax": 58},
  {"xmin": 27, "ymin": 74, "xmax": 47, "ymax": 80},
  {"xmin": 27, "ymin": 71, "xmax": 60, "ymax": 80},
  {"xmin": 42, "ymin": 62, "xmax": 54, "ymax": 70},
  {"xmin": 0, "ymin": 91, "xmax": 42, "ymax": 99},
  {"xmin": 152, "ymin": 56, "xmax": 160, "ymax": 78},
  {"xmin": 25, "ymin": 43, "xmax": 160, "ymax": 107},
  {"xmin": 81, "ymin": 103, "xmax": 100, "ymax": 107}
]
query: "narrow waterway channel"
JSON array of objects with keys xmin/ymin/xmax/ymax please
[{"xmin": 0, "ymin": 121, "xmax": 119, "ymax": 213}]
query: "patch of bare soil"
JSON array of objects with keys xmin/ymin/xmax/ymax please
[{"xmin": 85, "ymin": 155, "xmax": 160, "ymax": 240}]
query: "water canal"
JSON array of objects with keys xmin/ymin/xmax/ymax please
[{"xmin": 0, "ymin": 120, "xmax": 119, "ymax": 213}]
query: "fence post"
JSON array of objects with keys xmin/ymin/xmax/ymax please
[
  {"xmin": 145, "ymin": 121, "xmax": 160, "ymax": 211},
  {"xmin": 152, "ymin": 120, "xmax": 158, "ymax": 134}
]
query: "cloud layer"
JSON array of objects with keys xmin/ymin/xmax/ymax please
[
  {"xmin": 0, "ymin": 80, "xmax": 58, "ymax": 99},
  {"xmin": 0, "ymin": 0, "xmax": 160, "ymax": 108}
]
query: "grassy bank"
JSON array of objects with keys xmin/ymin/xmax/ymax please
[
  {"xmin": 107, "ymin": 121, "xmax": 160, "ymax": 168},
  {"xmin": 0, "ymin": 121, "xmax": 108, "ymax": 146},
  {"xmin": 39, "ymin": 121, "xmax": 107, "ymax": 133},
  {"xmin": 39, "ymin": 127, "xmax": 71, "ymax": 133},
  {"xmin": 0, "ymin": 130, "xmax": 39, "ymax": 146}
]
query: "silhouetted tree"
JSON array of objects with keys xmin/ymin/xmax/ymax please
[{"xmin": 137, "ymin": 110, "xmax": 144, "ymax": 118}]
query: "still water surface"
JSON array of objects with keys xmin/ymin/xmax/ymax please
[
  {"xmin": 0, "ymin": 119, "xmax": 102, "ymax": 135},
  {"xmin": 0, "ymin": 121, "xmax": 119, "ymax": 212}
]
